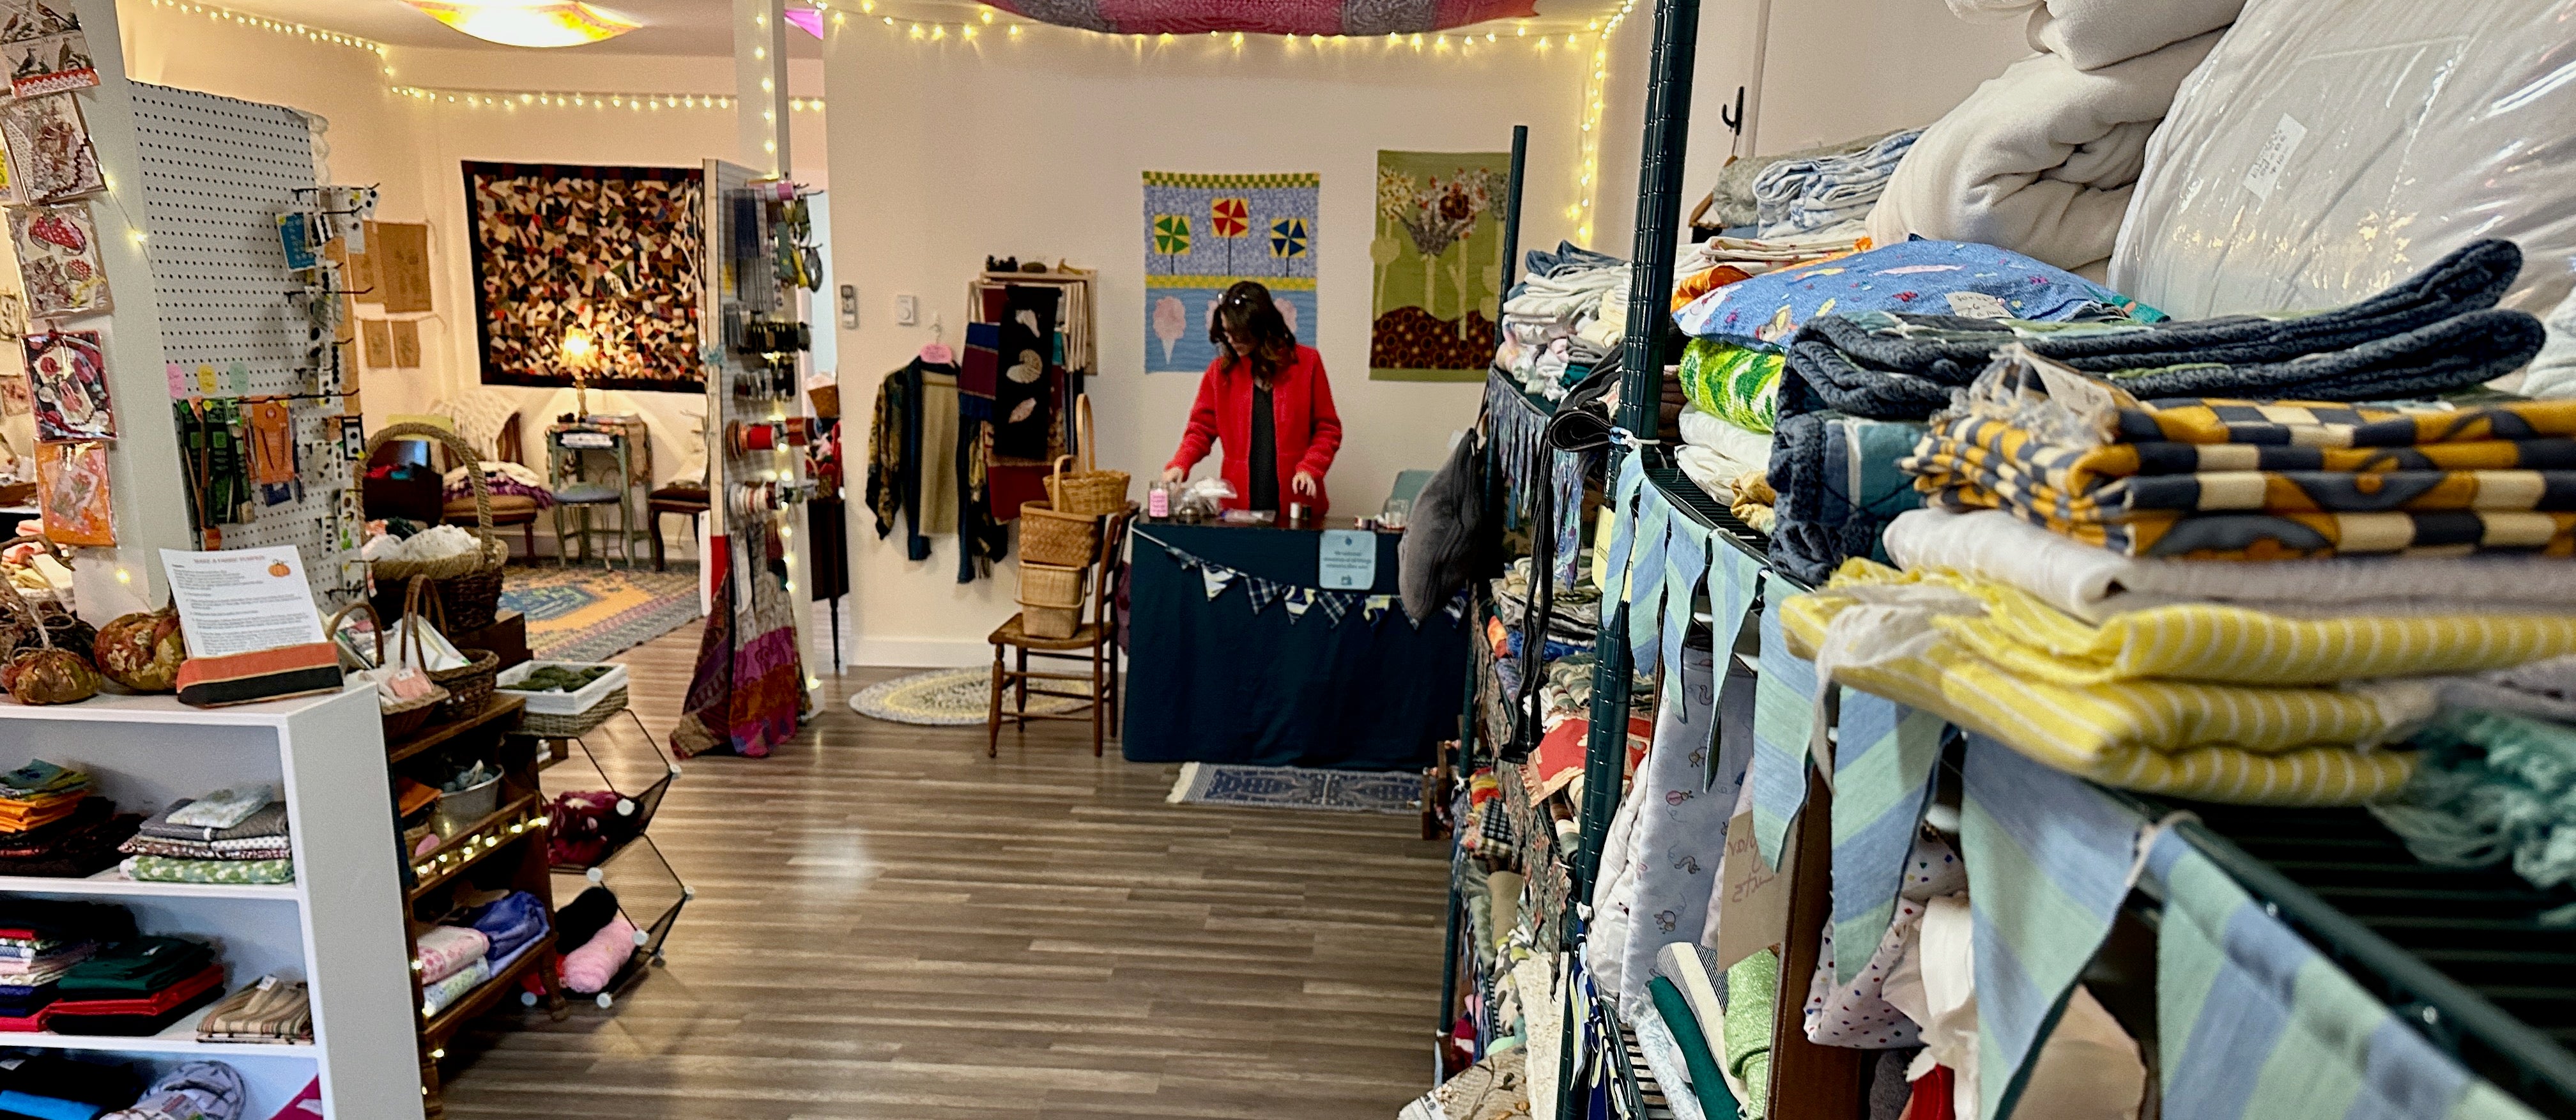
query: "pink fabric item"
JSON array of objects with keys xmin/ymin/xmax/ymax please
[
  {"xmin": 413, "ymin": 924, "xmax": 490, "ymax": 984},
  {"xmin": 270, "ymin": 1077, "xmax": 322, "ymax": 1119},
  {"xmin": 562, "ymin": 916, "xmax": 638, "ymax": 994}
]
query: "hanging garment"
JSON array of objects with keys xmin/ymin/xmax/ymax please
[
  {"xmin": 994, "ymin": 284, "xmax": 1060, "ymax": 461},
  {"xmin": 919, "ymin": 367, "xmax": 960, "ymax": 535}
]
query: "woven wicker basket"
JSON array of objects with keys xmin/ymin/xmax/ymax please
[
  {"xmin": 325, "ymin": 599, "xmax": 449, "ymax": 742},
  {"xmin": 1017, "ymin": 601, "xmax": 1082, "ymax": 640},
  {"xmin": 1018, "ymin": 500, "xmax": 1098, "ymax": 567},
  {"xmin": 1046, "ymin": 395, "xmax": 1130, "ymax": 517},
  {"xmin": 406, "ymin": 576, "xmax": 497, "ymax": 721},
  {"xmin": 1018, "ymin": 562, "xmax": 1085, "ymax": 608},
  {"xmin": 364, "ymin": 422, "xmax": 509, "ymax": 629},
  {"xmin": 520, "ymin": 686, "xmax": 629, "ymax": 738}
]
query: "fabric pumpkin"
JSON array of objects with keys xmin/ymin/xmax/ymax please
[
  {"xmin": 96, "ymin": 606, "xmax": 185, "ymax": 692},
  {"xmin": 3, "ymin": 647, "xmax": 97, "ymax": 704}
]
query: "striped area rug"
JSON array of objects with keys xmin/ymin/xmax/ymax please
[{"xmin": 499, "ymin": 563, "xmax": 703, "ymax": 663}]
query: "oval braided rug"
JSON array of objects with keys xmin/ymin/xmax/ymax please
[{"xmin": 849, "ymin": 668, "xmax": 1085, "ymax": 726}]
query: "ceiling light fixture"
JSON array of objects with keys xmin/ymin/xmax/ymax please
[{"xmin": 404, "ymin": 1, "xmax": 641, "ymax": 48}]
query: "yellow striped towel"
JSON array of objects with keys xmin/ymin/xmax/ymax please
[
  {"xmin": 1780, "ymin": 572, "xmax": 2423, "ymax": 805},
  {"xmin": 1826, "ymin": 560, "xmax": 2576, "ymax": 687}
]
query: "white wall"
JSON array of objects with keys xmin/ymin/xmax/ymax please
[{"xmin": 821, "ymin": 22, "xmax": 1591, "ymax": 665}]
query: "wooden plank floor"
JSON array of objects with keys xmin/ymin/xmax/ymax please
[{"xmin": 438, "ymin": 620, "xmax": 1450, "ymax": 1119}]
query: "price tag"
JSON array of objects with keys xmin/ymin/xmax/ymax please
[{"xmin": 1316, "ymin": 530, "xmax": 1376, "ymax": 591}]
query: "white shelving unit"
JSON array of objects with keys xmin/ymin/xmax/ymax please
[{"xmin": 0, "ymin": 687, "xmax": 420, "ymax": 1119}]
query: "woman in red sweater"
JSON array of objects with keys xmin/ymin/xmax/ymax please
[{"xmin": 1162, "ymin": 280, "xmax": 1344, "ymax": 516}]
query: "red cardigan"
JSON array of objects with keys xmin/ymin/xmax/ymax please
[{"xmin": 1167, "ymin": 344, "xmax": 1344, "ymax": 515}]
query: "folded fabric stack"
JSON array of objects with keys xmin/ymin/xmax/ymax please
[
  {"xmin": 1764, "ymin": 240, "xmax": 2550, "ymax": 580},
  {"xmin": 442, "ymin": 460, "xmax": 556, "ymax": 508},
  {"xmin": 1675, "ymin": 407, "xmax": 1778, "ymax": 517},
  {"xmin": 1496, "ymin": 242, "xmax": 1628, "ymax": 400},
  {"xmin": 0, "ymin": 900, "xmax": 132, "ymax": 1024},
  {"xmin": 0, "ymin": 1055, "xmax": 148, "ymax": 1120},
  {"xmin": 0, "ymin": 760, "xmax": 91, "ymax": 836},
  {"xmin": 1868, "ymin": 0, "xmax": 2242, "ymax": 273},
  {"xmin": 1908, "ymin": 354, "xmax": 2576, "ymax": 559},
  {"xmin": 195, "ymin": 974, "xmax": 310, "ymax": 1044},
  {"xmin": 0, "ymin": 798, "xmax": 143, "ymax": 880},
  {"xmin": 100, "ymin": 1061, "xmax": 247, "ymax": 1120},
  {"xmin": 1693, "ymin": 130, "xmax": 1903, "ymax": 234},
  {"xmin": 43, "ymin": 935, "xmax": 226, "ymax": 1036},
  {"xmin": 555, "ymin": 886, "xmax": 640, "ymax": 995},
  {"xmin": 118, "ymin": 790, "xmax": 293, "ymax": 886},
  {"xmin": 418, "ymin": 889, "xmax": 551, "ymax": 1018},
  {"xmin": 1750, "ymin": 130, "xmax": 1919, "ymax": 238}
]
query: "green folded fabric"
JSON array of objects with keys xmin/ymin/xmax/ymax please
[
  {"xmin": 1678, "ymin": 339, "xmax": 1785, "ymax": 435},
  {"xmin": 59, "ymin": 936, "xmax": 214, "ymax": 995},
  {"xmin": 119, "ymin": 854, "xmax": 295, "ymax": 885},
  {"xmin": 1652, "ymin": 975, "xmax": 1741, "ymax": 1119},
  {"xmin": 1724, "ymin": 948, "xmax": 1779, "ymax": 1120}
]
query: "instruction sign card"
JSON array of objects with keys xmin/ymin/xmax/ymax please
[
  {"xmin": 160, "ymin": 547, "xmax": 325, "ymax": 660},
  {"xmin": 1317, "ymin": 530, "xmax": 1376, "ymax": 591}
]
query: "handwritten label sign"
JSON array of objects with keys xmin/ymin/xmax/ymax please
[
  {"xmin": 1714, "ymin": 808, "xmax": 1795, "ymax": 970},
  {"xmin": 1317, "ymin": 530, "xmax": 1376, "ymax": 590}
]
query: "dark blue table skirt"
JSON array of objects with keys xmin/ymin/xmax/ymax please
[{"xmin": 1123, "ymin": 520, "xmax": 1466, "ymax": 771}]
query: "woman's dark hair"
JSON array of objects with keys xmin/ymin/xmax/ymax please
[{"xmin": 1210, "ymin": 280, "xmax": 1296, "ymax": 385}]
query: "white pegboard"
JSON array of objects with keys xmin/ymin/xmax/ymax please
[{"xmin": 127, "ymin": 82, "xmax": 356, "ymax": 595}]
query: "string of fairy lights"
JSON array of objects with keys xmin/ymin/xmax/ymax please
[{"xmin": 154, "ymin": 0, "xmax": 1633, "ymax": 239}]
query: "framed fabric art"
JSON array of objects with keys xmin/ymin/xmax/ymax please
[
  {"xmin": 463, "ymin": 162, "xmax": 705, "ymax": 391},
  {"xmin": 1141, "ymin": 171, "xmax": 1317, "ymax": 374},
  {"xmin": 22, "ymin": 327, "xmax": 107, "ymax": 441},
  {"xmin": 1370, "ymin": 150, "xmax": 1508, "ymax": 381},
  {"xmin": 10, "ymin": 201, "xmax": 105, "ymax": 319}
]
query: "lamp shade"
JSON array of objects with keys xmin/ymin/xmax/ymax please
[
  {"xmin": 404, "ymin": 1, "xmax": 641, "ymax": 48},
  {"xmin": 976, "ymin": 0, "xmax": 1537, "ymax": 36}
]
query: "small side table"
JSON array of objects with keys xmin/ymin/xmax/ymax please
[{"xmin": 548, "ymin": 420, "xmax": 653, "ymax": 567}]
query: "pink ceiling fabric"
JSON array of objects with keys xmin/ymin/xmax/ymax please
[{"xmin": 977, "ymin": 0, "xmax": 1537, "ymax": 35}]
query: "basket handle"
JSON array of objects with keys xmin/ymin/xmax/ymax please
[
  {"xmin": 406, "ymin": 572, "xmax": 454, "ymax": 638},
  {"xmin": 366, "ymin": 421, "xmax": 493, "ymax": 535},
  {"xmin": 323, "ymin": 598, "xmax": 387, "ymax": 670},
  {"xmin": 396, "ymin": 577, "xmax": 434, "ymax": 670},
  {"xmin": 1051, "ymin": 454, "xmax": 1076, "ymax": 497},
  {"xmin": 0, "ymin": 574, "xmax": 47, "ymax": 652},
  {"xmin": 1076, "ymin": 394, "xmax": 1095, "ymax": 473}
]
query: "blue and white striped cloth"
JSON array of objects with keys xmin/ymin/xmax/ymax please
[
  {"xmin": 2147, "ymin": 829, "xmax": 2545, "ymax": 1120},
  {"xmin": 1826, "ymin": 693, "xmax": 1946, "ymax": 988},
  {"xmin": 1750, "ymin": 573, "xmax": 1820, "ymax": 869},
  {"xmin": 1751, "ymin": 130, "xmax": 1921, "ymax": 236}
]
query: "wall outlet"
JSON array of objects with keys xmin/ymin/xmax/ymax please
[
  {"xmin": 895, "ymin": 294, "xmax": 919, "ymax": 326},
  {"xmin": 837, "ymin": 284, "xmax": 859, "ymax": 330}
]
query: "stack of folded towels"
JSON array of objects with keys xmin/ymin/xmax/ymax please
[
  {"xmin": 0, "ymin": 760, "xmax": 141, "ymax": 878},
  {"xmin": 46, "ymin": 935, "xmax": 226, "ymax": 1036},
  {"xmin": 196, "ymin": 973, "xmax": 310, "ymax": 1044},
  {"xmin": 1666, "ymin": 229, "xmax": 1874, "ymax": 521},
  {"xmin": 417, "ymin": 889, "xmax": 549, "ymax": 1018},
  {"xmin": 0, "ymin": 900, "xmax": 131, "ymax": 1025},
  {"xmin": 1761, "ymin": 238, "xmax": 2549, "ymax": 583},
  {"xmin": 118, "ymin": 786, "xmax": 293, "ymax": 886},
  {"xmin": 1750, "ymin": 129, "xmax": 1920, "ymax": 238},
  {"xmin": 1496, "ymin": 242, "xmax": 1629, "ymax": 400}
]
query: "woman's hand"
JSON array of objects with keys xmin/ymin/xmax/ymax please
[
  {"xmin": 1292, "ymin": 472, "xmax": 1319, "ymax": 498},
  {"xmin": 1160, "ymin": 466, "xmax": 1188, "ymax": 484}
]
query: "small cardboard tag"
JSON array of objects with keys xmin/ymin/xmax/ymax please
[{"xmin": 1714, "ymin": 807, "xmax": 1795, "ymax": 969}]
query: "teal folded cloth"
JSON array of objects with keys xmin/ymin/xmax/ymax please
[{"xmin": 1652, "ymin": 975, "xmax": 1741, "ymax": 1119}]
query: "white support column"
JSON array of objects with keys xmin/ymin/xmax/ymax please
[
  {"xmin": 735, "ymin": 0, "xmax": 790, "ymax": 177},
  {"xmin": 68, "ymin": 0, "xmax": 190, "ymax": 613}
]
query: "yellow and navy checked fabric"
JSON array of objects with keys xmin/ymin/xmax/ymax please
[
  {"xmin": 2113, "ymin": 397, "xmax": 2576, "ymax": 447},
  {"xmin": 1931, "ymin": 477, "xmax": 2576, "ymax": 557},
  {"xmin": 1853, "ymin": 561, "xmax": 2576, "ymax": 686},
  {"xmin": 1779, "ymin": 565, "xmax": 2419, "ymax": 804},
  {"xmin": 1139, "ymin": 171, "xmax": 1319, "ymax": 190}
]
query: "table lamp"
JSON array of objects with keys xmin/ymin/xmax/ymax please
[{"xmin": 562, "ymin": 328, "xmax": 598, "ymax": 418}]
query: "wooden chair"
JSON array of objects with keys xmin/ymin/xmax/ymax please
[
  {"xmin": 646, "ymin": 482, "xmax": 710, "ymax": 571},
  {"xmin": 440, "ymin": 415, "xmax": 542, "ymax": 560},
  {"xmin": 987, "ymin": 506, "xmax": 1133, "ymax": 758}
]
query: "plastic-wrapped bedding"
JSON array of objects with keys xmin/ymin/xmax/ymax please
[{"xmin": 2110, "ymin": 0, "xmax": 2576, "ymax": 322}]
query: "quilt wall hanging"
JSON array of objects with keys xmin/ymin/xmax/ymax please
[
  {"xmin": 463, "ymin": 162, "xmax": 705, "ymax": 392},
  {"xmin": 1370, "ymin": 150, "xmax": 1506, "ymax": 381},
  {"xmin": 976, "ymin": 0, "xmax": 1535, "ymax": 36},
  {"xmin": 1142, "ymin": 170, "xmax": 1317, "ymax": 374}
]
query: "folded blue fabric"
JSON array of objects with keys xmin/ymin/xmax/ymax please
[
  {"xmin": 1676, "ymin": 238, "xmax": 2152, "ymax": 349},
  {"xmin": 1779, "ymin": 240, "xmax": 2540, "ymax": 422},
  {"xmin": 1766, "ymin": 413, "xmax": 1928, "ymax": 585},
  {"xmin": 463, "ymin": 891, "xmax": 550, "ymax": 963},
  {"xmin": 0, "ymin": 1091, "xmax": 102, "ymax": 1120}
]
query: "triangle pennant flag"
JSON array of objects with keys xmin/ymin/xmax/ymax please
[
  {"xmin": 1363, "ymin": 594, "xmax": 1395, "ymax": 624},
  {"xmin": 1243, "ymin": 576, "xmax": 1288, "ymax": 615},
  {"xmin": 1200, "ymin": 565, "xmax": 1235, "ymax": 601},
  {"xmin": 1314, "ymin": 591, "xmax": 1352, "ymax": 628},
  {"xmin": 1284, "ymin": 587, "xmax": 1314, "ymax": 622}
]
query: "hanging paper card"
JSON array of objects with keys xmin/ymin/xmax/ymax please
[
  {"xmin": 275, "ymin": 212, "xmax": 318, "ymax": 271},
  {"xmin": 360, "ymin": 320, "xmax": 392, "ymax": 368},
  {"xmin": 22, "ymin": 328, "xmax": 106, "ymax": 440},
  {"xmin": 34, "ymin": 440, "xmax": 110, "ymax": 546},
  {"xmin": 390, "ymin": 319, "xmax": 421, "ymax": 367},
  {"xmin": 0, "ymin": 3, "xmax": 95, "ymax": 98},
  {"xmin": 0, "ymin": 376, "xmax": 29, "ymax": 417},
  {"xmin": 10, "ymin": 202, "xmax": 107, "ymax": 319},
  {"xmin": 0, "ymin": 93, "xmax": 98, "ymax": 203}
]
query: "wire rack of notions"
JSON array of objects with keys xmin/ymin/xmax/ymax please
[
  {"xmin": 130, "ymin": 81, "xmax": 374, "ymax": 599},
  {"xmin": 1429, "ymin": 0, "xmax": 2576, "ymax": 1113}
]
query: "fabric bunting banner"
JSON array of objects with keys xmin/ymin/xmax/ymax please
[
  {"xmin": 1145, "ymin": 533, "xmax": 1446, "ymax": 627},
  {"xmin": 1749, "ymin": 572, "xmax": 1820, "ymax": 870},
  {"xmin": 1370, "ymin": 150, "xmax": 1510, "ymax": 381},
  {"xmin": 1660, "ymin": 514, "xmax": 1712, "ymax": 717},
  {"xmin": 1827, "ymin": 693, "xmax": 1947, "ymax": 988},
  {"xmin": 1625, "ymin": 486, "xmax": 1673, "ymax": 668},
  {"xmin": 1143, "ymin": 171, "xmax": 1318, "ymax": 373}
]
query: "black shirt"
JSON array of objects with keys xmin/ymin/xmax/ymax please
[{"xmin": 1247, "ymin": 380, "xmax": 1278, "ymax": 512}]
